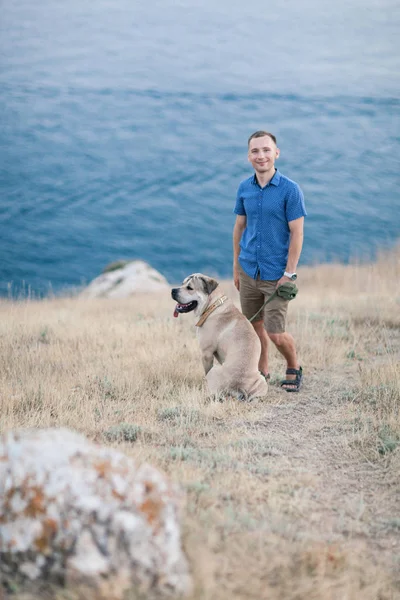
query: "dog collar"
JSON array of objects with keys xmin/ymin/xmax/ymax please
[{"xmin": 196, "ymin": 295, "xmax": 228, "ymax": 327}]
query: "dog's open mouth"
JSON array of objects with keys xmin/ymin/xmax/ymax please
[{"xmin": 173, "ymin": 301, "xmax": 198, "ymax": 317}]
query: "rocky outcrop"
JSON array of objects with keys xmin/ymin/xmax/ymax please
[
  {"xmin": 81, "ymin": 260, "xmax": 169, "ymax": 298},
  {"xmin": 0, "ymin": 428, "xmax": 192, "ymax": 599}
]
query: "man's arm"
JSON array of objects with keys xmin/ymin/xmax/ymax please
[
  {"xmin": 285, "ymin": 216, "xmax": 304, "ymax": 274},
  {"xmin": 233, "ymin": 215, "xmax": 247, "ymax": 290}
]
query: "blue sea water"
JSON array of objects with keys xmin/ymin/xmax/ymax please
[{"xmin": 1, "ymin": 0, "xmax": 399, "ymax": 297}]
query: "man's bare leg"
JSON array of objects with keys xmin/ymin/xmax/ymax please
[
  {"xmin": 252, "ymin": 320, "xmax": 269, "ymax": 376},
  {"xmin": 268, "ymin": 331, "xmax": 300, "ymax": 390}
]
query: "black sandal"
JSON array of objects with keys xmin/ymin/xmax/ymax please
[{"xmin": 280, "ymin": 366, "xmax": 303, "ymax": 392}]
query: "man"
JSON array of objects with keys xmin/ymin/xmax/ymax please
[{"xmin": 233, "ymin": 131, "xmax": 307, "ymax": 392}]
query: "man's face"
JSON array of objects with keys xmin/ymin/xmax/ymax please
[{"xmin": 248, "ymin": 136, "xmax": 280, "ymax": 174}]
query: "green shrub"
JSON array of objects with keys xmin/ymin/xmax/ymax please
[
  {"xmin": 378, "ymin": 425, "xmax": 400, "ymax": 456},
  {"xmin": 104, "ymin": 423, "xmax": 141, "ymax": 443}
]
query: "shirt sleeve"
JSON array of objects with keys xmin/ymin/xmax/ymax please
[
  {"xmin": 285, "ymin": 184, "xmax": 307, "ymax": 222},
  {"xmin": 233, "ymin": 182, "xmax": 246, "ymax": 215}
]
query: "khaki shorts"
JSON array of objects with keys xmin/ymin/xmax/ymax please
[{"xmin": 238, "ymin": 263, "xmax": 289, "ymax": 334}]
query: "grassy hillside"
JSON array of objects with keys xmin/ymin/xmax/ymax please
[{"xmin": 1, "ymin": 245, "xmax": 400, "ymax": 599}]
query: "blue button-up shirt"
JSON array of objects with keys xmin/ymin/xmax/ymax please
[{"xmin": 234, "ymin": 169, "xmax": 307, "ymax": 280}]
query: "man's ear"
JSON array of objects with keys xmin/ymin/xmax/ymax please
[
  {"xmin": 201, "ymin": 276, "xmax": 219, "ymax": 295},
  {"xmin": 276, "ymin": 147, "xmax": 280, "ymax": 159}
]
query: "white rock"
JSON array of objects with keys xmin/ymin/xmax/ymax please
[
  {"xmin": 81, "ymin": 260, "xmax": 169, "ymax": 298},
  {"xmin": 0, "ymin": 428, "xmax": 192, "ymax": 599}
]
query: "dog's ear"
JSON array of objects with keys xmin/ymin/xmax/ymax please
[{"xmin": 200, "ymin": 276, "xmax": 219, "ymax": 295}]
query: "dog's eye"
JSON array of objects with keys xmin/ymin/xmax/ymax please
[{"xmin": 187, "ymin": 285, "xmax": 193, "ymax": 290}]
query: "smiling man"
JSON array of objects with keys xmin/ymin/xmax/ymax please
[{"xmin": 233, "ymin": 131, "xmax": 307, "ymax": 392}]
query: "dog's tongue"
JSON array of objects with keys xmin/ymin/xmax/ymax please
[{"xmin": 173, "ymin": 305, "xmax": 179, "ymax": 318}]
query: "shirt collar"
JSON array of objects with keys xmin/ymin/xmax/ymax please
[{"xmin": 252, "ymin": 169, "xmax": 281, "ymax": 187}]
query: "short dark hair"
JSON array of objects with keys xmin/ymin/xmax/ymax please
[{"xmin": 248, "ymin": 130, "xmax": 277, "ymax": 147}]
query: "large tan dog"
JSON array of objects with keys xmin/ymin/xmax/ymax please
[{"xmin": 171, "ymin": 273, "xmax": 268, "ymax": 400}]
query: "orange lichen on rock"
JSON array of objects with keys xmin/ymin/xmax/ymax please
[
  {"xmin": 139, "ymin": 497, "xmax": 163, "ymax": 527},
  {"xmin": 112, "ymin": 489, "xmax": 125, "ymax": 501},
  {"xmin": 93, "ymin": 459, "xmax": 112, "ymax": 479},
  {"xmin": 24, "ymin": 487, "xmax": 46, "ymax": 518}
]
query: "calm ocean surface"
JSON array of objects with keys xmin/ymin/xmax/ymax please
[{"xmin": 1, "ymin": 0, "xmax": 399, "ymax": 297}]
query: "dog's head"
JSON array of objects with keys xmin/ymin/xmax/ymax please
[{"xmin": 171, "ymin": 273, "xmax": 219, "ymax": 317}]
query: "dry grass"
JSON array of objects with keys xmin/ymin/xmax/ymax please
[{"xmin": 1, "ymin": 244, "xmax": 400, "ymax": 600}]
